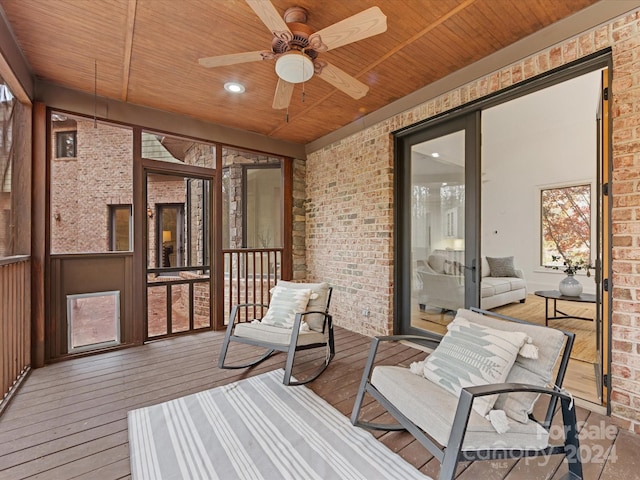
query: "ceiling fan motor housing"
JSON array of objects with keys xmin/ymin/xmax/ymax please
[
  {"xmin": 271, "ymin": 22, "xmax": 318, "ymax": 59},
  {"xmin": 271, "ymin": 9, "xmax": 318, "ymax": 84}
]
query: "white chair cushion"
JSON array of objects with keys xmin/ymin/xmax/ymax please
[
  {"xmin": 233, "ymin": 322, "xmax": 326, "ymax": 346},
  {"xmin": 423, "ymin": 316, "xmax": 528, "ymax": 416},
  {"xmin": 372, "ymin": 366, "xmax": 549, "ymax": 451}
]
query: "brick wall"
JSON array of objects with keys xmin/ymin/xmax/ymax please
[
  {"xmin": 305, "ymin": 9, "xmax": 640, "ymax": 428},
  {"xmin": 50, "ymin": 120, "xmax": 133, "ymax": 253}
]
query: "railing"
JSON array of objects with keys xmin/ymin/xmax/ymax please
[
  {"xmin": 222, "ymin": 248, "xmax": 282, "ymax": 322},
  {"xmin": 146, "ymin": 265, "xmax": 211, "ymax": 339},
  {"xmin": 0, "ymin": 256, "xmax": 30, "ymax": 415}
]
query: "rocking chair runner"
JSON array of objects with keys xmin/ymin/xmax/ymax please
[
  {"xmin": 218, "ymin": 281, "xmax": 334, "ymax": 385},
  {"xmin": 351, "ymin": 307, "xmax": 583, "ymax": 480}
]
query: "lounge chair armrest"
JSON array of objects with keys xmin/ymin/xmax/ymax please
[
  {"xmin": 359, "ymin": 333, "xmax": 444, "ymax": 385},
  {"xmin": 447, "ymin": 382, "xmax": 576, "ymax": 456},
  {"xmin": 462, "ymin": 382, "xmax": 571, "ymax": 402},
  {"xmin": 375, "ymin": 332, "xmax": 444, "ymax": 344}
]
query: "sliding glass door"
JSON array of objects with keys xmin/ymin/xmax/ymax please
[{"xmin": 395, "ymin": 112, "xmax": 480, "ymax": 335}]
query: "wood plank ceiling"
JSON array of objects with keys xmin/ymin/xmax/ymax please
[{"xmin": 0, "ymin": 0, "xmax": 598, "ymax": 145}]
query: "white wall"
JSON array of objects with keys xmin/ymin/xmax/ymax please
[{"xmin": 481, "ymin": 70, "xmax": 601, "ymax": 294}]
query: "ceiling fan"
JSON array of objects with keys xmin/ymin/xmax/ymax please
[{"xmin": 198, "ymin": 0, "xmax": 387, "ymax": 110}]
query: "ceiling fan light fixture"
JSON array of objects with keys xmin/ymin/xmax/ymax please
[
  {"xmin": 224, "ymin": 82, "xmax": 245, "ymax": 93},
  {"xmin": 275, "ymin": 51, "xmax": 313, "ymax": 84}
]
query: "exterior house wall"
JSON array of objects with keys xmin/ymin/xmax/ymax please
[
  {"xmin": 305, "ymin": 9, "xmax": 640, "ymax": 429},
  {"xmin": 50, "ymin": 120, "xmax": 133, "ymax": 254}
]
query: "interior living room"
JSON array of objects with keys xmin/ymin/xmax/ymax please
[
  {"xmin": 2, "ymin": 1, "xmax": 640, "ymax": 478},
  {"xmin": 411, "ymin": 69, "xmax": 604, "ymax": 405}
]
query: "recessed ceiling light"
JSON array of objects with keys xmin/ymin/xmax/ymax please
[
  {"xmin": 224, "ymin": 82, "xmax": 245, "ymax": 93},
  {"xmin": 431, "ymin": 152, "xmax": 440, "ymax": 158}
]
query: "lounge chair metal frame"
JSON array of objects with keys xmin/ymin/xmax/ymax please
[
  {"xmin": 351, "ymin": 307, "xmax": 583, "ymax": 480},
  {"xmin": 218, "ymin": 287, "xmax": 334, "ymax": 386}
]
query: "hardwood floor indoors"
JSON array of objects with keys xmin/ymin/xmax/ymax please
[
  {"xmin": 413, "ymin": 294, "xmax": 602, "ymax": 407},
  {"xmin": 0, "ymin": 324, "xmax": 637, "ymax": 479}
]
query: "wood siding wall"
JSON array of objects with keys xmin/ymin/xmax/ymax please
[{"xmin": 0, "ymin": 256, "xmax": 31, "ymax": 414}]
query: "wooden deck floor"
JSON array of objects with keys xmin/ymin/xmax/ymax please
[{"xmin": 0, "ymin": 327, "xmax": 638, "ymax": 480}]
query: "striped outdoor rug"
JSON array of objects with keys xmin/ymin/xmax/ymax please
[{"xmin": 128, "ymin": 369, "xmax": 431, "ymax": 480}]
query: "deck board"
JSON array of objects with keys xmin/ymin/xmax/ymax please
[{"xmin": 0, "ymin": 326, "xmax": 635, "ymax": 480}]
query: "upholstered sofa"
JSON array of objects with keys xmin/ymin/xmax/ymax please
[{"xmin": 417, "ymin": 252, "xmax": 527, "ymax": 311}]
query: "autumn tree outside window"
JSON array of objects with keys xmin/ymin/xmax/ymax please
[{"xmin": 540, "ymin": 184, "xmax": 591, "ymax": 266}]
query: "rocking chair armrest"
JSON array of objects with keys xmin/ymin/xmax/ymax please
[
  {"xmin": 299, "ymin": 310, "xmax": 333, "ymax": 333},
  {"xmin": 299, "ymin": 309, "xmax": 329, "ymax": 317},
  {"xmin": 226, "ymin": 303, "xmax": 270, "ymax": 333},
  {"xmin": 231, "ymin": 302, "xmax": 269, "ymax": 310}
]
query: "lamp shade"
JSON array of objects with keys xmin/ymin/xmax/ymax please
[
  {"xmin": 275, "ymin": 51, "xmax": 314, "ymax": 84},
  {"xmin": 162, "ymin": 230, "xmax": 172, "ymax": 242}
]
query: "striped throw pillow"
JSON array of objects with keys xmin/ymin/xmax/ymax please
[
  {"xmin": 423, "ymin": 316, "xmax": 528, "ymax": 416},
  {"xmin": 261, "ymin": 286, "xmax": 312, "ymax": 329}
]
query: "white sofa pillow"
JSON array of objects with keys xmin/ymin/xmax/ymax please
[
  {"xmin": 481, "ymin": 256, "xmax": 491, "ymax": 278},
  {"xmin": 427, "ymin": 254, "xmax": 446, "ymax": 273}
]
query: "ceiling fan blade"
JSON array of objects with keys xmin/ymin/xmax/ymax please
[
  {"xmin": 198, "ymin": 51, "xmax": 267, "ymax": 68},
  {"xmin": 246, "ymin": 0, "xmax": 291, "ymax": 36},
  {"xmin": 272, "ymin": 78, "xmax": 294, "ymax": 109},
  {"xmin": 317, "ymin": 62, "xmax": 369, "ymax": 99},
  {"xmin": 311, "ymin": 6, "xmax": 387, "ymax": 52}
]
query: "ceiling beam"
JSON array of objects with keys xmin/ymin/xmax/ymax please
[
  {"xmin": 121, "ymin": 0, "xmax": 137, "ymax": 102},
  {"xmin": 37, "ymin": 80, "xmax": 306, "ymax": 159}
]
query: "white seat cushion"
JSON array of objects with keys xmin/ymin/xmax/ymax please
[
  {"xmin": 372, "ymin": 366, "xmax": 549, "ymax": 451},
  {"xmin": 233, "ymin": 322, "xmax": 326, "ymax": 347},
  {"xmin": 481, "ymin": 277, "xmax": 526, "ymax": 298}
]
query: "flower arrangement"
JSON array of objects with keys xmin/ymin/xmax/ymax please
[{"xmin": 548, "ymin": 254, "xmax": 592, "ymax": 277}]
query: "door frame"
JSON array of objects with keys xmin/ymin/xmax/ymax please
[
  {"xmin": 394, "ymin": 111, "xmax": 481, "ymax": 335},
  {"xmin": 133, "ymin": 155, "xmax": 215, "ymax": 343},
  {"xmin": 392, "ymin": 52, "xmax": 613, "ymax": 410}
]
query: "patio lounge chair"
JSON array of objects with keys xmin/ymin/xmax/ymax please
[
  {"xmin": 218, "ymin": 281, "xmax": 334, "ymax": 385},
  {"xmin": 351, "ymin": 307, "xmax": 582, "ymax": 480}
]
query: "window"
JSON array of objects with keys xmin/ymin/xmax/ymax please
[
  {"xmin": 541, "ymin": 184, "xmax": 591, "ymax": 266},
  {"xmin": 246, "ymin": 166, "xmax": 282, "ymax": 248},
  {"xmin": 56, "ymin": 130, "xmax": 77, "ymax": 158},
  {"xmin": 109, "ymin": 205, "xmax": 132, "ymax": 251}
]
